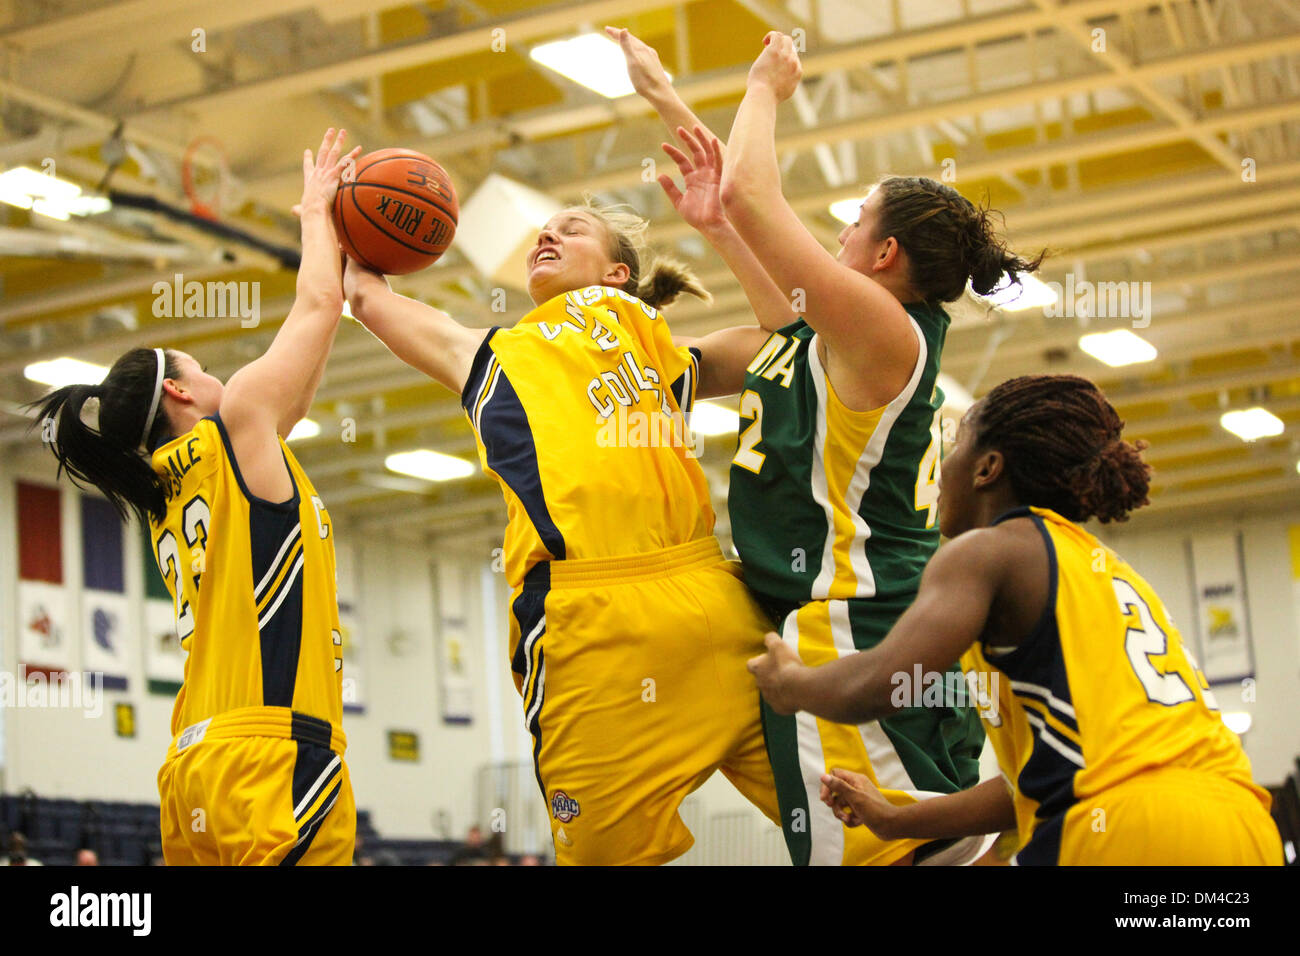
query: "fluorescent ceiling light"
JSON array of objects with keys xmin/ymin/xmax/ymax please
[
  {"xmin": 979, "ymin": 272, "xmax": 1058, "ymax": 312},
  {"xmin": 692, "ymin": 401, "xmax": 740, "ymax": 436},
  {"xmin": 1079, "ymin": 329, "xmax": 1158, "ymax": 367},
  {"xmin": 0, "ymin": 166, "xmax": 109, "ymax": 219},
  {"xmin": 1221, "ymin": 711, "xmax": 1251, "ymax": 735},
  {"xmin": 287, "ymin": 418, "xmax": 320, "ymax": 442},
  {"xmin": 24, "ymin": 357, "xmax": 109, "ymax": 388},
  {"xmin": 530, "ymin": 33, "xmax": 670, "ymax": 98},
  {"xmin": 828, "ymin": 198, "xmax": 861, "ymax": 224},
  {"xmin": 385, "ymin": 449, "xmax": 474, "ymax": 482},
  {"xmin": 1220, "ymin": 407, "xmax": 1284, "ymax": 442}
]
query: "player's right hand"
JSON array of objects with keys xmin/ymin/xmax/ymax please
[
  {"xmin": 342, "ymin": 255, "xmax": 388, "ymax": 307},
  {"xmin": 747, "ymin": 32, "xmax": 802, "ymax": 102}
]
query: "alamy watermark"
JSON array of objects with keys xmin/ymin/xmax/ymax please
[
  {"xmin": 0, "ymin": 669, "xmax": 104, "ymax": 718},
  {"xmin": 153, "ymin": 273, "xmax": 260, "ymax": 328},
  {"xmin": 1044, "ymin": 274, "xmax": 1151, "ymax": 329},
  {"xmin": 891, "ymin": 664, "xmax": 1000, "ymax": 721}
]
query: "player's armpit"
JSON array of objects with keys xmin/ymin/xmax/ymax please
[{"xmin": 679, "ymin": 326, "xmax": 773, "ymax": 399}]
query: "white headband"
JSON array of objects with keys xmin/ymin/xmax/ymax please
[{"xmin": 139, "ymin": 347, "xmax": 165, "ymax": 450}]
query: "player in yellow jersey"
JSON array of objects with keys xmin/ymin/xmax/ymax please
[
  {"xmin": 344, "ymin": 184, "xmax": 797, "ymax": 863},
  {"xmin": 31, "ymin": 128, "xmax": 362, "ymax": 866},
  {"xmin": 750, "ymin": 374, "xmax": 1284, "ymax": 865}
]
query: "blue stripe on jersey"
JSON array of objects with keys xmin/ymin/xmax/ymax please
[
  {"xmin": 463, "ymin": 341, "xmax": 567, "ymax": 562},
  {"xmin": 249, "ymin": 499, "xmax": 306, "ymax": 708},
  {"xmin": 983, "ymin": 508, "xmax": 1083, "ymax": 822},
  {"xmin": 670, "ymin": 346, "xmax": 702, "ymax": 416}
]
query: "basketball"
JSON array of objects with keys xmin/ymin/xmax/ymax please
[{"xmin": 333, "ymin": 147, "xmax": 458, "ymax": 275}]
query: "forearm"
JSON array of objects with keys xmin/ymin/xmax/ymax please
[
  {"xmin": 349, "ymin": 280, "xmax": 480, "ymax": 394},
  {"xmin": 278, "ymin": 319, "xmax": 338, "ymax": 436},
  {"xmin": 788, "ymin": 648, "xmax": 894, "ymax": 726},
  {"xmin": 872, "ymin": 780, "xmax": 1016, "ymax": 842},
  {"xmin": 721, "ymin": 84, "xmax": 782, "ymax": 214},
  {"xmin": 699, "ymin": 221, "xmax": 795, "ymax": 332},
  {"xmin": 231, "ymin": 208, "xmax": 343, "ymax": 424},
  {"xmin": 642, "ymin": 82, "xmax": 708, "ymax": 145}
]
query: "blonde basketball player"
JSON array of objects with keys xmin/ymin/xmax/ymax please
[
  {"xmin": 612, "ymin": 27, "xmax": 1041, "ymax": 864},
  {"xmin": 32, "ymin": 128, "xmax": 361, "ymax": 865},
  {"xmin": 344, "ymin": 201, "xmax": 782, "ymax": 865},
  {"xmin": 751, "ymin": 375, "xmax": 1284, "ymax": 865}
]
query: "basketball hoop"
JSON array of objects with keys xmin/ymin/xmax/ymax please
[{"xmin": 181, "ymin": 135, "xmax": 231, "ymax": 221}]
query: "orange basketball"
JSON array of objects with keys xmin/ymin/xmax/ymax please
[{"xmin": 333, "ymin": 148, "xmax": 458, "ymax": 275}]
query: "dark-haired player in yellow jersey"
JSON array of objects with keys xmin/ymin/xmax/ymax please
[
  {"xmin": 751, "ymin": 375, "xmax": 1283, "ymax": 865},
  {"xmin": 32, "ymin": 128, "xmax": 361, "ymax": 865}
]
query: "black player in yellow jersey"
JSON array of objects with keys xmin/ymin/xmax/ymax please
[
  {"xmin": 31, "ymin": 128, "xmax": 362, "ymax": 866},
  {"xmin": 750, "ymin": 375, "xmax": 1284, "ymax": 865}
]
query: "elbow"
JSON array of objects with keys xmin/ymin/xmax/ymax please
[{"xmin": 720, "ymin": 179, "xmax": 762, "ymax": 231}]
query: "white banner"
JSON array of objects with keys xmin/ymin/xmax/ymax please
[
  {"xmin": 338, "ymin": 600, "xmax": 367, "ymax": 714},
  {"xmin": 18, "ymin": 580, "xmax": 73, "ymax": 674},
  {"xmin": 1187, "ymin": 533, "xmax": 1255, "ymax": 685},
  {"xmin": 82, "ymin": 590, "xmax": 131, "ymax": 690},
  {"xmin": 143, "ymin": 597, "xmax": 185, "ymax": 691},
  {"xmin": 435, "ymin": 560, "xmax": 474, "ymax": 725}
]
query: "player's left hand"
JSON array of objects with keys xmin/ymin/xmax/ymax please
[
  {"xmin": 606, "ymin": 26, "xmax": 671, "ymax": 98},
  {"xmin": 747, "ymin": 631, "xmax": 807, "ymax": 714},
  {"xmin": 294, "ymin": 127, "xmax": 362, "ymax": 218},
  {"xmin": 658, "ymin": 125, "xmax": 727, "ymax": 235},
  {"xmin": 747, "ymin": 32, "xmax": 802, "ymax": 102}
]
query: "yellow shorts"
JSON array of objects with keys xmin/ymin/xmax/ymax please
[
  {"xmin": 158, "ymin": 707, "xmax": 355, "ymax": 866},
  {"xmin": 509, "ymin": 537, "xmax": 780, "ymax": 865},
  {"xmin": 765, "ymin": 599, "xmax": 987, "ymax": 866},
  {"xmin": 1025, "ymin": 767, "xmax": 1284, "ymax": 865}
]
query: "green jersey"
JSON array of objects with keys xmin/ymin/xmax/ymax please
[{"xmin": 727, "ymin": 303, "xmax": 948, "ymax": 639}]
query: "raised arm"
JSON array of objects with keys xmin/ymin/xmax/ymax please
[
  {"xmin": 747, "ymin": 526, "xmax": 1013, "ymax": 725},
  {"xmin": 343, "ymin": 258, "xmax": 487, "ymax": 396},
  {"xmin": 721, "ymin": 34, "xmax": 917, "ymax": 398},
  {"xmin": 221, "ymin": 127, "xmax": 360, "ymax": 502}
]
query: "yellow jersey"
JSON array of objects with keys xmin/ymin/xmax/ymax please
[
  {"xmin": 961, "ymin": 506, "xmax": 1269, "ymax": 860},
  {"xmin": 461, "ymin": 286, "xmax": 711, "ymax": 589},
  {"xmin": 149, "ymin": 415, "xmax": 344, "ymax": 746}
]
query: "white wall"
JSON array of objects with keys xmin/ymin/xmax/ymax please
[{"xmin": 5, "ymin": 435, "xmax": 1296, "ymax": 856}]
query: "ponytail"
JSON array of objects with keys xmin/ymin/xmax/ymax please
[
  {"xmin": 635, "ymin": 256, "xmax": 711, "ymax": 310},
  {"xmin": 577, "ymin": 196, "xmax": 712, "ymax": 310},
  {"xmin": 26, "ymin": 348, "xmax": 178, "ymax": 526},
  {"xmin": 871, "ymin": 176, "xmax": 1046, "ymax": 303}
]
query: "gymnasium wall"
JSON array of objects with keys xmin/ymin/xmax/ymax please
[{"xmin": 3, "ymin": 442, "xmax": 1298, "ymax": 850}]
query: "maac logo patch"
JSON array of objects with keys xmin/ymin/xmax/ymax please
[{"xmin": 550, "ymin": 790, "xmax": 580, "ymax": 823}]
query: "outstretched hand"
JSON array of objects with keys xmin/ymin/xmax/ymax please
[
  {"xmin": 605, "ymin": 26, "xmax": 671, "ymax": 98},
  {"xmin": 294, "ymin": 127, "xmax": 362, "ymax": 219},
  {"xmin": 658, "ymin": 125, "xmax": 727, "ymax": 235},
  {"xmin": 747, "ymin": 32, "xmax": 802, "ymax": 102}
]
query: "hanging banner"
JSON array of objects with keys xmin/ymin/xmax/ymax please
[
  {"xmin": 81, "ymin": 496, "xmax": 130, "ymax": 690},
  {"xmin": 141, "ymin": 525, "xmax": 185, "ymax": 695},
  {"xmin": 17, "ymin": 482, "xmax": 70, "ymax": 678},
  {"xmin": 435, "ymin": 560, "xmax": 474, "ymax": 725},
  {"xmin": 18, "ymin": 579, "xmax": 72, "ymax": 677},
  {"xmin": 1187, "ymin": 532, "xmax": 1255, "ymax": 685},
  {"xmin": 335, "ymin": 542, "xmax": 366, "ymax": 714}
]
